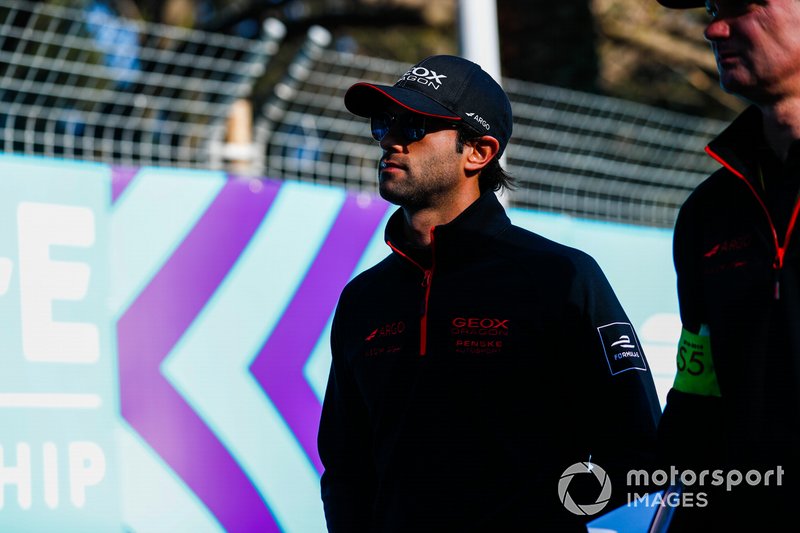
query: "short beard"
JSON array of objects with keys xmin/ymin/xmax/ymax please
[{"xmin": 378, "ymin": 179, "xmax": 431, "ymax": 209}]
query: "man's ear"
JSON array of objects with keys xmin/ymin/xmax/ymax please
[{"xmin": 464, "ymin": 136, "xmax": 500, "ymax": 173}]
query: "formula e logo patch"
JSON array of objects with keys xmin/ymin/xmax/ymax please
[{"xmin": 597, "ymin": 322, "xmax": 647, "ymax": 375}]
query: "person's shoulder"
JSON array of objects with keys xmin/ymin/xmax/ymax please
[
  {"xmin": 677, "ymin": 167, "xmax": 736, "ymax": 224},
  {"xmin": 689, "ymin": 167, "xmax": 732, "ymax": 199},
  {"xmin": 337, "ymin": 253, "xmax": 397, "ymax": 299},
  {"xmin": 501, "ymin": 223, "xmax": 590, "ymax": 256},
  {"xmin": 498, "ymin": 224, "xmax": 603, "ymax": 273}
]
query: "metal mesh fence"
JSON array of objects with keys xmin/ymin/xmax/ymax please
[
  {"xmin": 0, "ymin": 0, "xmax": 727, "ymax": 228},
  {"xmin": 257, "ymin": 50, "xmax": 404, "ymax": 195},
  {"xmin": 260, "ymin": 50, "xmax": 726, "ymax": 228},
  {"xmin": 0, "ymin": 0, "xmax": 284, "ymax": 168},
  {"xmin": 503, "ymin": 78, "xmax": 724, "ymax": 226}
]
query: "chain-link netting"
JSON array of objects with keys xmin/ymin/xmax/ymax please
[{"xmin": 0, "ymin": 0, "xmax": 727, "ymax": 227}]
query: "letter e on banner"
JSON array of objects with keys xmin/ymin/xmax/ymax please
[{"xmin": 17, "ymin": 202, "xmax": 99, "ymax": 363}]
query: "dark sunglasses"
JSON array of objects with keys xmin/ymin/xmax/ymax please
[{"xmin": 370, "ymin": 112, "xmax": 457, "ymax": 143}]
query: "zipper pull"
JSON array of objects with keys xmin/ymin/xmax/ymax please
[
  {"xmin": 419, "ymin": 269, "xmax": 433, "ymax": 357},
  {"xmin": 420, "ymin": 270, "xmax": 431, "ymax": 315},
  {"xmin": 775, "ymin": 275, "xmax": 781, "ymax": 300},
  {"xmin": 422, "ymin": 270, "xmax": 432, "ymax": 287}
]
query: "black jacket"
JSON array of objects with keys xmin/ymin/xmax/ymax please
[
  {"xmin": 319, "ymin": 191, "xmax": 661, "ymax": 532},
  {"xmin": 659, "ymin": 106, "xmax": 800, "ymax": 530}
]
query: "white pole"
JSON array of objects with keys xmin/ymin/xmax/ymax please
[
  {"xmin": 457, "ymin": 0, "xmax": 502, "ymax": 85},
  {"xmin": 457, "ymin": 0, "xmax": 510, "ymax": 205}
]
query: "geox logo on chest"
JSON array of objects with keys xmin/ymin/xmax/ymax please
[
  {"xmin": 400, "ymin": 67, "xmax": 447, "ymax": 90},
  {"xmin": 451, "ymin": 317, "xmax": 510, "ymax": 336}
]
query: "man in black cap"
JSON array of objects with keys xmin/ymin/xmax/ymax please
[
  {"xmin": 653, "ymin": 0, "xmax": 800, "ymax": 530},
  {"xmin": 317, "ymin": 55, "xmax": 661, "ymax": 532}
]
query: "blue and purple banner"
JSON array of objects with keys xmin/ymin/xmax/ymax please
[
  {"xmin": 0, "ymin": 156, "xmax": 119, "ymax": 532},
  {"xmin": 0, "ymin": 154, "xmax": 678, "ymax": 532}
]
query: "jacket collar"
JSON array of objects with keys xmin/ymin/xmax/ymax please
[
  {"xmin": 706, "ymin": 105, "xmax": 765, "ymax": 184},
  {"xmin": 384, "ymin": 191, "xmax": 511, "ymax": 260}
]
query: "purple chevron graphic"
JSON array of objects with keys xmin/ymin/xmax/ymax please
[
  {"xmin": 117, "ymin": 178, "xmax": 281, "ymax": 532},
  {"xmin": 250, "ymin": 193, "xmax": 390, "ymax": 473},
  {"xmin": 111, "ymin": 166, "xmax": 139, "ymax": 203}
]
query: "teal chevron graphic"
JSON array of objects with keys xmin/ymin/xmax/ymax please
[
  {"xmin": 113, "ymin": 168, "xmax": 390, "ymax": 532},
  {"xmin": 163, "ymin": 182, "xmax": 346, "ymax": 531}
]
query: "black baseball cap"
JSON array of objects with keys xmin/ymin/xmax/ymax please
[
  {"xmin": 656, "ymin": 0, "xmax": 704, "ymax": 8},
  {"xmin": 344, "ymin": 55, "xmax": 513, "ymax": 156}
]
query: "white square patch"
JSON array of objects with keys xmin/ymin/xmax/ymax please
[{"xmin": 597, "ymin": 322, "xmax": 647, "ymax": 376}]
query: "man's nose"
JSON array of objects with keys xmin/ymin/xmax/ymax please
[{"xmin": 704, "ymin": 17, "xmax": 730, "ymax": 42}]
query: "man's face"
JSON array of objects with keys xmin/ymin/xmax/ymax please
[
  {"xmin": 704, "ymin": 0, "xmax": 800, "ymax": 102},
  {"xmin": 372, "ymin": 106, "xmax": 465, "ymax": 208}
]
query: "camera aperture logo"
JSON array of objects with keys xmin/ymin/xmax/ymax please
[{"xmin": 558, "ymin": 462, "xmax": 612, "ymax": 516}]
